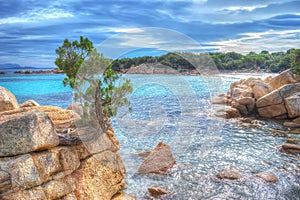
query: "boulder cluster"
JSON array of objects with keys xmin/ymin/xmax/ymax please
[
  {"xmin": 0, "ymin": 86, "xmax": 125, "ymax": 200},
  {"xmin": 213, "ymin": 69, "xmax": 300, "ymax": 124}
]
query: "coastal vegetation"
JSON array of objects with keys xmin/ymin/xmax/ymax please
[
  {"xmin": 111, "ymin": 48, "xmax": 300, "ymax": 73},
  {"xmin": 55, "ymin": 37, "xmax": 133, "ymax": 131}
]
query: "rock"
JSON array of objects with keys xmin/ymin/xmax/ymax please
[
  {"xmin": 289, "ymin": 129, "xmax": 300, "ymax": 134},
  {"xmin": 1, "ymin": 186, "xmax": 47, "ymax": 200},
  {"xmin": 293, "ymin": 117, "xmax": 300, "ymax": 123},
  {"xmin": 0, "ymin": 170, "xmax": 10, "ymax": 193},
  {"xmin": 269, "ymin": 130, "xmax": 287, "ymax": 137},
  {"xmin": 60, "ymin": 193, "xmax": 77, "ymax": 200},
  {"xmin": 216, "ymin": 168, "xmax": 242, "ymax": 180},
  {"xmin": 252, "ymin": 82, "xmax": 274, "ymax": 99},
  {"xmin": 0, "ymin": 86, "xmax": 19, "ymax": 112},
  {"xmin": 67, "ymin": 102, "xmax": 84, "ymax": 116},
  {"xmin": 0, "ymin": 110, "xmax": 59, "ymax": 156},
  {"xmin": 71, "ymin": 152, "xmax": 125, "ymax": 200},
  {"xmin": 257, "ymin": 103, "xmax": 287, "ymax": 118},
  {"xmin": 215, "ymin": 106, "xmax": 241, "ymax": 119},
  {"xmin": 256, "ymin": 90, "xmax": 282, "ymax": 108},
  {"xmin": 237, "ymin": 97, "xmax": 255, "ymax": 113},
  {"xmin": 211, "ymin": 96, "xmax": 227, "ymax": 104},
  {"xmin": 278, "ymin": 83, "xmax": 300, "ymax": 98},
  {"xmin": 231, "ymin": 85, "xmax": 253, "ymax": 99},
  {"xmin": 284, "ymin": 92, "xmax": 300, "ymax": 118},
  {"xmin": 280, "ymin": 143, "xmax": 300, "ymax": 155},
  {"xmin": 283, "ymin": 122, "xmax": 300, "ymax": 128},
  {"xmin": 148, "ymin": 187, "xmax": 171, "ymax": 197},
  {"xmin": 267, "ymin": 69, "xmax": 297, "ymax": 89},
  {"xmin": 20, "ymin": 100, "xmax": 40, "ymax": 108},
  {"xmin": 255, "ymin": 172, "xmax": 278, "ymax": 183},
  {"xmin": 112, "ymin": 192, "xmax": 136, "ymax": 200},
  {"xmin": 138, "ymin": 142, "xmax": 176, "ymax": 174},
  {"xmin": 286, "ymin": 137, "xmax": 298, "ymax": 144},
  {"xmin": 137, "ymin": 151, "xmax": 152, "ymax": 157}
]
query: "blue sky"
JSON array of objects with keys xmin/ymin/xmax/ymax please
[{"xmin": 0, "ymin": 0, "xmax": 299, "ymax": 67}]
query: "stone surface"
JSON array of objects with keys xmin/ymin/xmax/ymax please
[
  {"xmin": 67, "ymin": 102, "xmax": 84, "ymax": 116},
  {"xmin": 0, "ymin": 110, "xmax": 59, "ymax": 156},
  {"xmin": 112, "ymin": 192, "xmax": 136, "ymax": 200},
  {"xmin": 257, "ymin": 103, "xmax": 287, "ymax": 118},
  {"xmin": 278, "ymin": 83, "xmax": 300, "ymax": 98},
  {"xmin": 280, "ymin": 143, "xmax": 300, "ymax": 155},
  {"xmin": 255, "ymin": 172, "xmax": 278, "ymax": 183},
  {"xmin": 1, "ymin": 186, "xmax": 46, "ymax": 200},
  {"xmin": 0, "ymin": 170, "xmax": 10, "ymax": 193},
  {"xmin": 138, "ymin": 142, "xmax": 176, "ymax": 174},
  {"xmin": 284, "ymin": 92, "xmax": 300, "ymax": 118},
  {"xmin": 0, "ymin": 86, "xmax": 19, "ymax": 112},
  {"xmin": 148, "ymin": 187, "xmax": 171, "ymax": 197},
  {"xmin": 215, "ymin": 106, "xmax": 241, "ymax": 119},
  {"xmin": 267, "ymin": 69, "xmax": 297, "ymax": 89},
  {"xmin": 20, "ymin": 100, "xmax": 40, "ymax": 108},
  {"xmin": 256, "ymin": 90, "xmax": 282, "ymax": 108},
  {"xmin": 216, "ymin": 168, "xmax": 242, "ymax": 180},
  {"xmin": 137, "ymin": 151, "xmax": 152, "ymax": 157},
  {"xmin": 283, "ymin": 122, "xmax": 300, "ymax": 128},
  {"xmin": 252, "ymin": 81, "xmax": 274, "ymax": 99},
  {"xmin": 286, "ymin": 137, "xmax": 298, "ymax": 144},
  {"xmin": 72, "ymin": 153, "xmax": 125, "ymax": 200},
  {"xmin": 237, "ymin": 97, "xmax": 255, "ymax": 113}
]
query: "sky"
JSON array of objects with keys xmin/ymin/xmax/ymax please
[{"xmin": 0, "ymin": 0, "xmax": 299, "ymax": 67}]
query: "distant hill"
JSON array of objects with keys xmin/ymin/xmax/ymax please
[{"xmin": 0, "ymin": 63, "xmax": 37, "ymax": 69}]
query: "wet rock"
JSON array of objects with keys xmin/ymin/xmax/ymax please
[
  {"xmin": 257, "ymin": 103, "xmax": 287, "ymax": 118},
  {"xmin": 267, "ymin": 69, "xmax": 297, "ymax": 89},
  {"xmin": 211, "ymin": 96, "xmax": 228, "ymax": 104},
  {"xmin": 0, "ymin": 110, "xmax": 59, "ymax": 157},
  {"xmin": 137, "ymin": 151, "xmax": 152, "ymax": 157},
  {"xmin": 20, "ymin": 100, "xmax": 40, "ymax": 108},
  {"xmin": 112, "ymin": 192, "xmax": 136, "ymax": 200},
  {"xmin": 0, "ymin": 86, "xmax": 19, "ymax": 112},
  {"xmin": 284, "ymin": 92, "xmax": 300, "ymax": 118},
  {"xmin": 286, "ymin": 137, "xmax": 298, "ymax": 144},
  {"xmin": 215, "ymin": 106, "xmax": 241, "ymax": 119},
  {"xmin": 280, "ymin": 143, "xmax": 300, "ymax": 155},
  {"xmin": 138, "ymin": 142, "xmax": 176, "ymax": 174},
  {"xmin": 269, "ymin": 130, "xmax": 287, "ymax": 137},
  {"xmin": 216, "ymin": 168, "xmax": 242, "ymax": 180},
  {"xmin": 283, "ymin": 122, "xmax": 300, "ymax": 128},
  {"xmin": 289, "ymin": 129, "xmax": 300, "ymax": 134},
  {"xmin": 148, "ymin": 187, "xmax": 171, "ymax": 197},
  {"xmin": 255, "ymin": 172, "xmax": 278, "ymax": 183}
]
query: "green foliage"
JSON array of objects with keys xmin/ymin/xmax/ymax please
[
  {"xmin": 55, "ymin": 38, "xmax": 133, "ymax": 131},
  {"xmin": 291, "ymin": 49, "xmax": 300, "ymax": 74},
  {"xmin": 55, "ymin": 36, "xmax": 94, "ymax": 88}
]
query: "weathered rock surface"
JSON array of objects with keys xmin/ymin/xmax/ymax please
[
  {"xmin": 0, "ymin": 86, "xmax": 19, "ymax": 112},
  {"xmin": 252, "ymin": 81, "xmax": 273, "ymax": 99},
  {"xmin": 255, "ymin": 172, "xmax": 278, "ymax": 183},
  {"xmin": 112, "ymin": 192, "xmax": 136, "ymax": 200},
  {"xmin": 20, "ymin": 99, "xmax": 40, "ymax": 108},
  {"xmin": 216, "ymin": 168, "xmax": 242, "ymax": 180},
  {"xmin": 267, "ymin": 69, "xmax": 297, "ymax": 89},
  {"xmin": 257, "ymin": 103, "xmax": 287, "ymax": 118},
  {"xmin": 148, "ymin": 187, "xmax": 171, "ymax": 197},
  {"xmin": 0, "ymin": 87, "xmax": 126, "ymax": 200},
  {"xmin": 0, "ymin": 110, "xmax": 59, "ymax": 156},
  {"xmin": 284, "ymin": 92, "xmax": 300, "ymax": 118},
  {"xmin": 138, "ymin": 142, "xmax": 176, "ymax": 174}
]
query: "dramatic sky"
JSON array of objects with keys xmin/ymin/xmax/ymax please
[{"xmin": 0, "ymin": 0, "xmax": 299, "ymax": 67}]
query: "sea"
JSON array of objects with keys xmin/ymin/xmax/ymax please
[{"xmin": 0, "ymin": 72, "xmax": 299, "ymax": 199}]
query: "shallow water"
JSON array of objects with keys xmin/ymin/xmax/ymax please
[{"xmin": 0, "ymin": 73, "xmax": 299, "ymax": 199}]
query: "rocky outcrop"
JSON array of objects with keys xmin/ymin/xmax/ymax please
[
  {"xmin": 0, "ymin": 87, "xmax": 125, "ymax": 200},
  {"xmin": 138, "ymin": 142, "xmax": 176, "ymax": 174},
  {"xmin": 216, "ymin": 168, "xmax": 242, "ymax": 180},
  {"xmin": 148, "ymin": 187, "xmax": 171, "ymax": 197},
  {"xmin": 212, "ymin": 69, "xmax": 300, "ymax": 121},
  {"xmin": 0, "ymin": 86, "xmax": 19, "ymax": 112},
  {"xmin": 20, "ymin": 99, "xmax": 40, "ymax": 107}
]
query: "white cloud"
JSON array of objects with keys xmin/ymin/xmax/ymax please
[
  {"xmin": 224, "ymin": 5, "xmax": 268, "ymax": 12},
  {"xmin": 207, "ymin": 29, "xmax": 300, "ymax": 53},
  {"xmin": 0, "ymin": 8, "xmax": 73, "ymax": 25}
]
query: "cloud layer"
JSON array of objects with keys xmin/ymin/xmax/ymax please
[{"xmin": 0, "ymin": 0, "xmax": 299, "ymax": 67}]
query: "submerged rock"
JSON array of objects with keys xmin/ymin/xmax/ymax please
[
  {"xmin": 216, "ymin": 168, "xmax": 242, "ymax": 180},
  {"xmin": 0, "ymin": 86, "xmax": 19, "ymax": 112},
  {"xmin": 148, "ymin": 187, "xmax": 171, "ymax": 197},
  {"xmin": 255, "ymin": 172, "xmax": 278, "ymax": 183},
  {"xmin": 138, "ymin": 142, "xmax": 176, "ymax": 174},
  {"xmin": 286, "ymin": 137, "xmax": 298, "ymax": 144}
]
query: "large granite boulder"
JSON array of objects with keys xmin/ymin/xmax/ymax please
[
  {"xmin": 256, "ymin": 90, "xmax": 282, "ymax": 108},
  {"xmin": 252, "ymin": 81, "xmax": 274, "ymax": 99},
  {"xmin": 0, "ymin": 86, "xmax": 19, "ymax": 112},
  {"xmin": 284, "ymin": 92, "xmax": 300, "ymax": 118},
  {"xmin": 267, "ymin": 69, "xmax": 297, "ymax": 89},
  {"xmin": 0, "ymin": 110, "xmax": 59, "ymax": 156},
  {"xmin": 20, "ymin": 100, "xmax": 40, "ymax": 108},
  {"xmin": 257, "ymin": 103, "xmax": 287, "ymax": 118},
  {"xmin": 138, "ymin": 142, "xmax": 176, "ymax": 174}
]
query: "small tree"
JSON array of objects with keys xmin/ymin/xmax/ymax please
[
  {"xmin": 55, "ymin": 37, "xmax": 133, "ymax": 132},
  {"xmin": 291, "ymin": 49, "xmax": 300, "ymax": 74}
]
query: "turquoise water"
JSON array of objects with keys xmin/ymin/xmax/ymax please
[{"xmin": 0, "ymin": 73, "xmax": 299, "ymax": 199}]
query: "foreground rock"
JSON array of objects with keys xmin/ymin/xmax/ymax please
[
  {"xmin": 279, "ymin": 143, "xmax": 300, "ymax": 155},
  {"xmin": 20, "ymin": 99, "xmax": 40, "ymax": 108},
  {"xmin": 112, "ymin": 192, "xmax": 136, "ymax": 200},
  {"xmin": 255, "ymin": 172, "xmax": 278, "ymax": 183},
  {"xmin": 148, "ymin": 187, "xmax": 171, "ymax": 197},
  {"xmin": 216, "ymin": 168, "xmax": 242, "ymax": 180},
  {"xmin": 0, "ymin": 86, "xmax": 19, "ymax": 112},
  {"xmin": 138, "ymin": 142, "xmax": 176, "ymax": 174},
  {"xmin": 0, "ymin": 87, "xmax": 126, "ymax": 199}
]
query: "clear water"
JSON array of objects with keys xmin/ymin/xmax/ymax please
[{"xmin": 0, "ymin": 74, "xmax": 299, "ymax": 199}]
